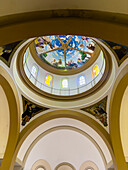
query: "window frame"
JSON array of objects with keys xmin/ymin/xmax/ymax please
[
  {"xmin": 61, "ymin": 78, "xmax": 69, "ymax": 88},
  {"xmin": 45, "ymin": 73, "xmax": 53, "ymax": 86},
  {"xmin": 31, "ymin": 64, "xmax": 39, "ymax": 79},
  {"xmin": 78, "ymin": 75, "xmax": 86, "ymax": 87}
]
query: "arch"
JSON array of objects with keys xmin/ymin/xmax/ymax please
[
  {"xmin": 45, "ymin": 74, "xmax": 53, "ymax": 86},
  {"xmin": 12, "ymin": 110, "xmax": 117, "ymax": 169},
  {"xmin": 0, "ymin": 66, "xmax": 20, "ymax": 170},
  {"xmin": 0, "ymin": 84, "xmax": 9, "ymax": 159},
  {"xmin": 31, "ymin": 159, "xmax": 51, "ymax": 170},
  {"xmin": 109, "ymin": 64, "xmax": 128, "ymax": 170},
  {"xmin": 78, "ymin": 75, "xmax": 86, "ymax": 86},
  {"xmin": 80, "ymin": 161, "xmax": 98, "ymax": 170},
  {"xmin": 55, "ymin": 162, "xmax": 75, "ymax": 170},
  {"xmin": 61, "ymin": 78, "xmax": 69, "ymax": 88},
  {"xmin": 0, "ymin": 10, "xmax": 127, "ymax": 47},
  {"xmin": 91, "ymin": 64, "xmax": 100, "ymax": 80},
  {"xmin": 22, "ymin": 126, "xmax": 107, "ymax": 168}
]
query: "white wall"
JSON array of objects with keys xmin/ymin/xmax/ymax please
[{"xmin": 23, "ymin": 129, "xmax": 105, "ymax": 170}]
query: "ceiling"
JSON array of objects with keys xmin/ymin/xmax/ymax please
[
  {"xmin": 0, "ymin": 1, "xmax": 127, "ymax": 170},
  {"xmin": 0, "ymin": 0, "xmax": 128, "ymax": 17}
]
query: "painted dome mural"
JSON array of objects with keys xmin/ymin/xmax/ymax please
[{"xmin": 34, "ymin": 35, "xmax": 96, "ymax": 70}]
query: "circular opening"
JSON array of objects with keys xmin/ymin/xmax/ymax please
[
  {"xmin": 33, "ymin": 35, "xmax": 96, "ymax": 72},
  {"xmin": 17, "ymin": 35, "xmax": 111, "ymax": 100}
]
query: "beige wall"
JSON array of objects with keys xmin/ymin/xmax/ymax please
[{"xmin": 0, "ymin": 86, "xmax": 9, "ymax": 158}]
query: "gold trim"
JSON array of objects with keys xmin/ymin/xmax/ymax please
[
  {"xmin": 55, "ymin": 162, "xmax": 75, "ymax": 170},
  {"xmin": 0, "ymin": 10, "xmax": 127, "ymax": 46},
  {"xmin": 0, "ymin": 9, "xmax": 127, "ymax": 170},
  {"xmin": 22, "ymin": 126, "xmax": 107, "ymax": 168},
  {"xmin": 30, "ymin": 39, "xmax": 100, "ymax": 76},
  {"xmin": 31, "ymin": 159, "xmax": 51, "ymax": 170},
  {"xmin": 17, "ymin": 40, "xmax": 112, "ymax": 100},
  {"xmin": 12, "ymin": 110, "xmax": 117, "ymax": 170},
  {"xmin": 0, "ymin": 66, "xmax": 20, "ymax": 170},
  {"xmin": 109, "ymin": 65, "xmax": 128, "ymax": 170}
]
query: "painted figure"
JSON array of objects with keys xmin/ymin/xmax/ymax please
[
  {"xmin": 87, "ymin": 44, "xmax": 95, "ymax": 51},
  {"xmin": 94, "ymin": 106, "xmax": 108, "ymax": 126},
  {"xmin": 22, "ymin": 102, "xmax": 36, "ymax": 125}
]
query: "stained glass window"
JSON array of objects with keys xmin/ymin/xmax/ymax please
[
  {"xmin": 93, "ymin": 65, "xmax": 99, "ymax": 77},
  {"xmin": 31, "ymin": 65, "xmax": 38, "ymax": 78},
  {"xmin": 79, "ymin": 75, "xmax": 86, "ymax": 86},
  {"xmin": 34, "ymin": 35, "xmax": 95, "ymax": 71},
  {"xmin": 23, "ymin": 49, "xmax": 29, "ymax": 65},
  {"xmin": 45, "ymin": 75, "xmax": 53, "ymax": 86},
  {"xmin": 62, "ymin": 79, "xmax": 68, "ymax": 88}
]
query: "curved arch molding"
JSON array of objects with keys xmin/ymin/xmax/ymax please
[
  {"xmin": 0, "ymin": 10, "xmax": 127, "ymax": 46},
  {"xmin": 110, "ymin": 64, "xmax": 128, "ymax": 170},
  {"xmin": 22, "ymin": 126, "xmax": 107, "ymax": 168},
  {"xmin": 0, "ymin": 66, "xmax": 20, "ymax": 170},
  {"xmin": 12, "ymin": 110, "xmax": 117, "ymax": 169}
]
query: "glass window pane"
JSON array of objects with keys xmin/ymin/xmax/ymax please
[
  {"xmin": 31, "ymin": 65, "xmax": 38, "ymax": 78},
  {"xmin": 45, "ymin": 75, "xmax": 53, "ymax": 86},
  {"xmin": 79, "ymin": 75, "xmax": 86, "ymax": 86},
  {"xmin": 62, "ymin": 79, "xmax": 68, "ymax": 88},
  {"xmin": 93, "ymin": 65, "xmax": 99, "ymax": 77}
]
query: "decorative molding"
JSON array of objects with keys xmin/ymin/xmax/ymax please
[
  {"xmin": 0, "ymin": 10, "xmax": 127, "ymax": 28},
  {"xmin": 81, "ymin": 96, "xmax": 108, "ymax": 126},
  {"xmin": 55, "ymin": 162, "xmax": 75, "ymax": 170},
  {"xmin": 30, "ymin": 38, "xmax": 101, "ymax": 76},
  {"xmin": 17, "ymin": 40, "xmax": 112, "ymax": 100},
  {"xmin": 22, "ymin": 125, "xmax": 107, "ymax": 168}
]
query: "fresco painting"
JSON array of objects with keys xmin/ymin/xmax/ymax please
[
  {"xmin": 103, "ymin": 40, "xmax": 128, "ymax": 60},
  {"xmin": 81, "ymin": 97, "xmax": 108, "ymax": 127},
  {"xmin": 22, "ymin": 97, "xmax": 49, "ymax": 126},
  {"xmin": 34, "ymin": 35, "xmax": 96, "ymax": 70},
  {"xmin": 0, "ymin": 41, "xmax": 21, "ymax": 65}
]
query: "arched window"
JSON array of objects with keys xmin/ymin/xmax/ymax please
[
  {"xmin": 45, "ymin": 74, "xmax": 53, "ymax": 86},
  {"xmin": 23, "ymin": 48, "xmax": 29, "ymax": 65},
  {"xmin": 80, "ymin": 161, "xmax": 98, "ymax": 170},
  {"xmin": 93, "ymin": 64, "xmax": 99, "ymax": 78},
  {"xmin": 55, "ymin": 162, "xmax": 75, "ymax": 170},
  {"xmin": 31, "ymin": 64, "xmax": 38, "ymax": 78},
  {"xmin": 36, "ymin": 167, "xmax": 45, "ymax": 170},
  {"xmin": 62, "ymin": 79, "xmax": 69, "ymax": 88},
  {"xmin": 79, "ymin": 75, "xmax": 86, "ymax": 86},
  {"xmin": 31, "ymin": 160, "xmax": 51, "ymax": 170}
]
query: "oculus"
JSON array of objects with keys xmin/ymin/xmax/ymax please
[{"xmin": 34, "ymin": 35, "xmax": 96, "ymax": 71}]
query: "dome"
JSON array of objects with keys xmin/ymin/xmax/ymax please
[
  {"xmin": 34, "ymin": 35, "xmax": 95, "ymax": 71},
  {"xmin": 0, "ymin": 5, "xmax": 127, "ymax": 170},
  {"xmin": 17, "ymin": 35, "xmax": 111, "ymax": 100}
]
